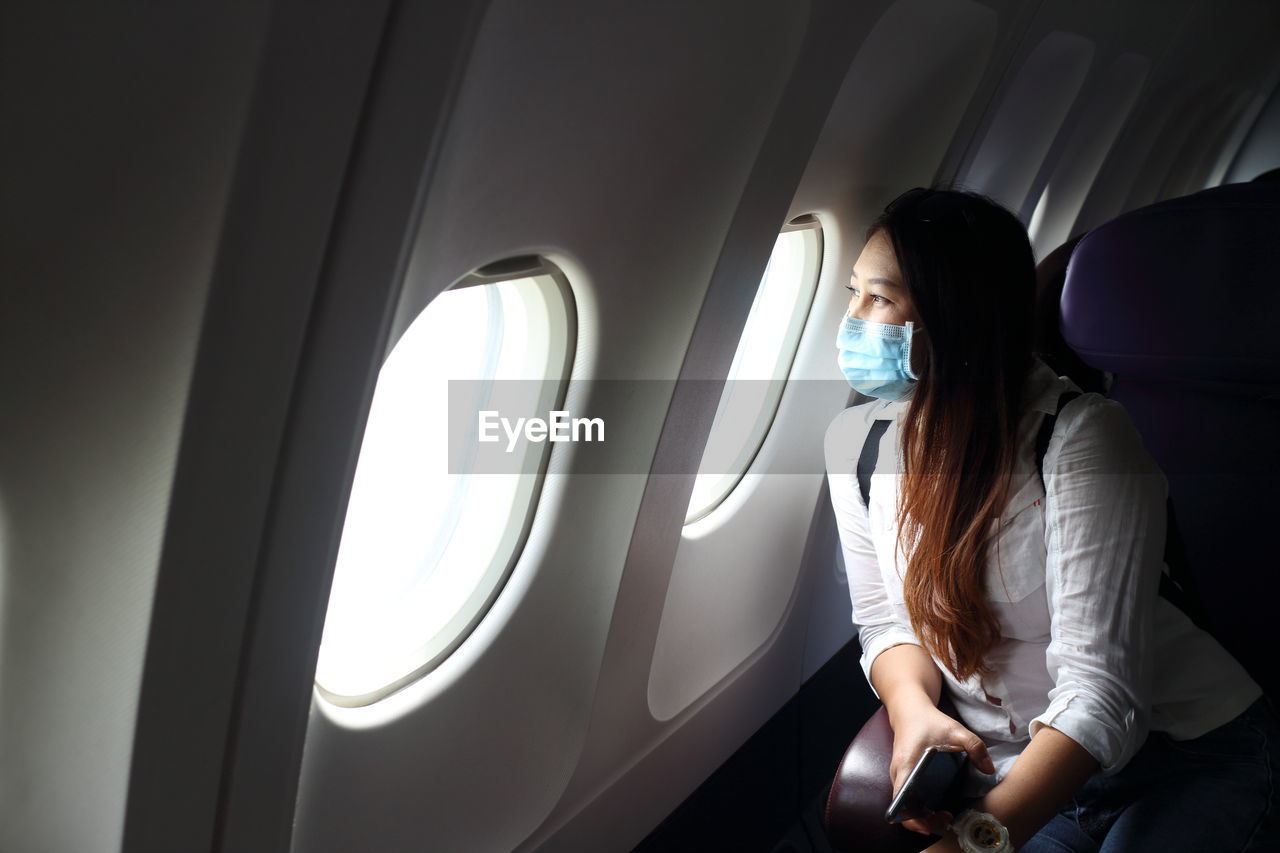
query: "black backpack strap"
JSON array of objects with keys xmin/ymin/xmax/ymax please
[
  {"xmin": 1034, "ymin": 388, "xmax": 1212, "ymax": 633},
  {"xmin": 1160, "ymin": 503, "xmax": 1212, "ymax": 632},
  {"xmin": 1034, "ymin": 390, "xmax": 1082, "ymax": 489},
  {"xmin": 856, "ymin": 419, "xmax": 892, "ymax": 508}
]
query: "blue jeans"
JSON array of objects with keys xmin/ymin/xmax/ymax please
[{"xmin": 1021, "ymin": 696, "xmax": 1280, "ymax": 852}]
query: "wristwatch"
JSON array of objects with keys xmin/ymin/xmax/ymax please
[{"xmin": 948, "ymin": 809, "xmax": 1014, "ymax": 853}]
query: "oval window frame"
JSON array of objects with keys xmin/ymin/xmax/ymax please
[
  {"xmin": 314, "ymin": 256, "xmax": 576, "ymax": 707},
  {"xmin": 684, "ymin": 216, "xmax": 823, "ymax": 525}
]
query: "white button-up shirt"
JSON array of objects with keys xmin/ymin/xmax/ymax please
[{"xmin": 824, "ymin": 359, "xmax": 1260, "ymax": 794}]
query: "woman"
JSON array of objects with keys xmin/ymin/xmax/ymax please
[{"xmin": 823, "ymin": 186, "xmax": 1278, "ymax": 852}]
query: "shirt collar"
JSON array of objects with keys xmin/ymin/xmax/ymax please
[{"xmin": 1024, "ymin": 356, "xmax": 1082, "ymax": 415}]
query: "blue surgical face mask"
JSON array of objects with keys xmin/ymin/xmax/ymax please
[{"xmin": 836, "ymin": 315, "xmax": 920, "ymax": 400}]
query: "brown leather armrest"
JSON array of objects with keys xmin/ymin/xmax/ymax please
[{"xmin": 822, "ymin": 705, "xmax": 934, "ymax": 853}]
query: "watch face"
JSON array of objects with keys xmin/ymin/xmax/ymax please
[
  {"xmin": 967, "ymin": 818, "xmax": 1003, "ymax": 848},
  {"xmin": 955, "ymin": 811, "xmax": 1009, "ymax": 852}
]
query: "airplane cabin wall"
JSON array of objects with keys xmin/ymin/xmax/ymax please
[
  {"xmin": 0, "ymin": 4, "xmax": 269, "ymax": 851},
  {"xmin": 2, "ymin": 1, "xmax": 1278, "ymax": 852},
  {"xmin": 124, "ymin": 3, "xmax": 498, "ymax": 850},
  {"xmin": 1074, "ymin": 0, "xmax": 1280, "ymax": 233},
  {"xmin": 1225, "ymin": 81, "xmax": 1280, "ymax": 183}
]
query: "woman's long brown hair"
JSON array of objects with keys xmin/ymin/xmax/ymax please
[{"xmin": 869, "ymin": 188, "xmax": 1036, "ymax": 681}]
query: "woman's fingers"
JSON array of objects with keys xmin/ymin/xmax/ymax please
[
  {"xmin": 889, "ymin": 756, "xmax": 912, "ymax": 794},
  {"xmin": 957, "ymin": 730, "xmax": 996, "ymax": 774},
  {"xmin": 900, "ymin": 816, "xmax": 931, "ymax": 835},
  {"xmin": 901, "ymin": 810, "xmax": 953, "ymax": 836},
  {"xmin": 885, "ymin": 713, "xmax": 995, "ymax": 835},
  {"xmin": 927, "ymin": 810, "xmax": 953, "ymax": 835}
]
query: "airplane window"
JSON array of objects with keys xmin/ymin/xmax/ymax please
[
  {"xmin": 1027, "ymin": 180, "xmax": 1053, "ymax": 251},
  {"xmin": 314, "ymin": 265, "xmax": 573, "ymax": 706},
  {"xmin": 684, "ymin": 218, "xmax": 822, "ymax": 524},
  {"xmin": 1205, "ymin": 90, "xmax": 1268, "ymax": 189}
]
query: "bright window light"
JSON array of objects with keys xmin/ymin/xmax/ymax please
[
  {"xmin": 685, "ymin": 222, "xmax": 822, "ymax": 523},
  {"xmin": 315, "ymin": 270, "xmax": 572, "ymax": 705},
  {"xmin": 1028, "ymin": 182, "xmax": 1051, "ymax": 254}
]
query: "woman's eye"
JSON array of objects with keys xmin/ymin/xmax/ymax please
[{"xmin": 844, "ymin": 284, "xmax": 891, "ymax": 306}]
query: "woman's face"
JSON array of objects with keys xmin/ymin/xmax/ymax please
[{"xmin": 845, "ymin": 229, "xmax": 920, "ymax": 326}]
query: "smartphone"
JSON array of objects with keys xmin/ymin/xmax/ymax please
[{"xmin": 883, "ymin": 745, "xmax": 969, "ymax": 824}]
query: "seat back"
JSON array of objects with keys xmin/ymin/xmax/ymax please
[
  {"xmin": 1034, "ymin": 233, "xmax": 1107, "ymax": 394},
  {"xmin": 1060, "ymin": 181, "xmax": 1280, "ymax": 697}
]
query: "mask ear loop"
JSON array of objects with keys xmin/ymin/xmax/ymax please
[{"xmin": 903, "ymin": 321, "xmax": 920, "ymax": 380}]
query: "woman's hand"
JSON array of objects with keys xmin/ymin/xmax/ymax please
[{"xmin": 888, "ymin": 701, "xmax": 996, "ymax": 836}]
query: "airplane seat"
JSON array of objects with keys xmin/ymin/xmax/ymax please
[
  {"xmin": 1033, "ymin": 233, "xmax": 1108, "ymax": 394},
  {"xmin": 823, "ymin": 706, "xmax": 925, "ymax": 853},
  {"xmin": 824, "ymin": 696, "xmax": 962, "ymax": 853},
  {"xmin": 1060, "ymin": 179, "xmax": 1280, "ymax": 699}
]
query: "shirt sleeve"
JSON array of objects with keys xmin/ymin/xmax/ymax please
[
  {"xmin": 1029, "ymin": 395, "xmax": 1166, "ymax": 774},
  {"xmin": 824, "ymin": 408, "xmax": 920, "ymax": 698}
]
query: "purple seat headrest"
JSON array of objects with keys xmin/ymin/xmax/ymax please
[{"xmin": 1061, "ymin": 182, "xmax": 1280, "ymax": 383}]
